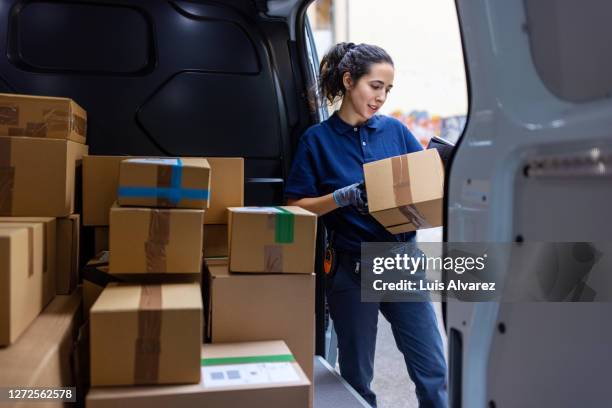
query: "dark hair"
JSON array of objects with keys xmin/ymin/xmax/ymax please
[{"xmin": 318, "ymin": 42, "xmax": 394, "ymax": 105}]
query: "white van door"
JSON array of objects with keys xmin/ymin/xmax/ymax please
[{"xmin": 448, "ymin": 1, "xmax": 612, "ymax": 407}]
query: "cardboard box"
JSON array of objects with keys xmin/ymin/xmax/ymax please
[
  {"xmin": 109, "ymin": 204, "xmax": 204, "ymax": 274},
  {"xmin": 83, "ymin": 156, "xmax": 243, "ymax": 226},
  {"xmin": 0, "ymin": 136, "xmax": 88, "ymax": 217},
  {"xmin": 228, "ymin": 206, "xmax": 317, "ymax": 274},
  {"xmin": 203, "ymin": 224, "xmax": 228, "ymax": 258},
  {"xmin": 83, "ymin": 251, "xmax": 200, "ymax": 317},
  {"xmin": 118, "ymin": 157, "xmax": 211, "ymax": 209},
  {"xmin": 0, "ymin": 291, "xmax": 81, "ymax": 406},
  {"xmin": 0, "ymin": 217, "xmax": 56, "ymax": 303},
  {"xmin": 205, "ymin": 157, "xmax": 244, "ymax": 224},
  {"xmin": 0, "ymin": 93, "xmax": 87, "ymax": 144},
  {"xmin": 364, "ymin": 148, "xmax": 444, "ymax": 233},
  {"xmin": 90, "ymin": 283, "xmax": 202, "ymax": 386},
  {"xmin": 94, "ymin": 226, "xmax": 109, "ymax": 253},
  {"xmin": 205, "ymin": 259, "xmax": 315, "ymax": 382},
  {"xmin": 0, "ymin": 227, "xmax": 45, "ymax": 346},
  {"xmin": 86, "ymin": 340, "xmax": 310, "ymax": 408},
  {"xmin": 56, "ymin": 214, "xmax": 80, "ymax": 295}
]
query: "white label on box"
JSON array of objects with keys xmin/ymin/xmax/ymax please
[
  {"xmin": 232, "ymin": 207, "xmax": 282, "ymax": 214},
  {"xmin": 125, "ymin": 158, "xmax": 178, "ymax": 165},
  {"xmin": 202, "ymin": 362, "xmax": 299, "ymax": 388}
]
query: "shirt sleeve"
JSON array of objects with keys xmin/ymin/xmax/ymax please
[
  {"xmin": 284, "ymin": 138, "xmax": 319, "ymax": 199},
  {"xmin": 401, "ymin": 123, "xmax": 424, "ymax": 153}
]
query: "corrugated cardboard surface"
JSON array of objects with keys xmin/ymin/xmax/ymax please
[
  {"xmin": 228, "ymin": 206, "xmax": 317, "ymax": 274},
  {"xmin": 56, "ymin": 214, "xmax": 80, "ymax": 295},
  {"xmin": 205, "ymin": 260, "xmax": 315, "ymax": 382},
  {"xmin": 364, "ymin": 149, "xmax": 444, "ymax": 232},
  {"xmin": 90, "ymin": 283, "xmax": 202, "ymax": 386},
  {"xmin": 0, "ymin": 226, "xmax": 46, "ymax": 346},
  {"xmin": 0, "ymin": 217, "xmax": 56, "ymax": 303},
  {"xmin": 0, "ymin": 93, "xmax": 87, "ymax": 144},
  {"xmin": 0, "ymin": 291, "xmax": 81, "ymax": 408},
  {"xmin": 118, "ymin": 157, "xmax": 211, "ymax": 209},
  {"xmin": 203, "ymin": 224, "xmax": 228, "ymax": 258},
  {"xmin": 0, "ymin": 136, "xmax": 88, "ymax": 217},
  {"xmin": 83, "ymin": 156, "xmax": 243, "ymax": 226},
  {"xmin": 87, "ymin": 340, "xmax": 309, "ymax": 408},
  {"xmin": 109, "ymin": 204, "xmax": 204, "ymax": 274}
]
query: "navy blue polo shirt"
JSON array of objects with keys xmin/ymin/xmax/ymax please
[{"xmin": 284, "ymin": 111, "xmax": 423, "ymax": 254}]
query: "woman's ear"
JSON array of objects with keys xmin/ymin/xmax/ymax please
[{"xmin": 342, "ymin": 71, "xmax": 353, "ymax": 91}]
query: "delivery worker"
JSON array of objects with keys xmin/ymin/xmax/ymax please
[{"xmin": 285, "ymin": 42, "xmax": 447, "ymax": 407}]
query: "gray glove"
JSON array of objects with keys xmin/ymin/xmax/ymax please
[{"xmin": 333, "ymin": 181, "xmax": 368, "ymax": 213}]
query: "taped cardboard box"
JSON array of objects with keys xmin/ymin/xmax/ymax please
[
  {"xmin": 90, "ymin": 282, "xmax": 202, "ymax": 386},
  {"xmin": 0, "ymin": 291, "xmax": 81, "ymax": 408},
  {"xmin": 0, "ymin": 136, "xmax": 88, "ymax": 217},
  {"xmin": 118, "ymin": 157, "xmax": 211, "ymax": 209},
  {"xmin": 87, "ymin": 340, "xmax": 310, "ymax": 408},
  {"xmin": 0, "ymin": 217, "xmax": 56, "ymax": 303},
  {"xmin": 83, "ymin": 155, "xmax": 243, "ymax": 226},
  {"xmin": 205, "ymin": 259, "xmax": 315, "ymax": 383},
  {"xmin": 203, "ymin": 224, "xmax": 228, "ymax": 258},
  {"xmin": 83, "ymin": 251, "xmax": 201, "ymax": 318},
  {"xmin": 56, "ymin": 214, "xmax": 80, "ymax": 295},
  {"xmin": 0, "ymin": 93, "xmax": 87, "ymax": 144},
  {"xmin": 109, "ymin": 203, "xmax": 204, "ymax": 274},
  {"xmin": 228, "ymin": 206, "xmax": 317, "ymax": 274},
  {"xmin": 364, "ymin": 148, "xmax": 444, "ymax": 234},
  {"xmin": 0, "ymin": 226, "xmax": 46, "ymax": 346}
]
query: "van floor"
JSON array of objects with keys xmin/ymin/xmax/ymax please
[{"xmin": 371, "ymin": 227, "xmax": 447, "ymax": 408}]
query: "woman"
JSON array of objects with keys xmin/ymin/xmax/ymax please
[{"xmin": 285, "ymin": 42, "xmax": 447, "ymax": 407}]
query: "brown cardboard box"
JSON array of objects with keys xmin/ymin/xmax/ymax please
[
  {"xmin": 203, "ymin": 224, "xmax": 228, "ymax": 258},
  {"xmin": 83, "ymin": 155, "xmax": 243, "ymax": 226},
  {"xmin": 205, "ymin": 157, "xmax": 244, "ymax": 223},
  {"xmin": 0, "ymin": 93, "xmax": 87, "ymax": 144},
  {"xmin": 205, "ymin": 259, "xmax": 315, "ymax": 383},
  {"xmin": 228, "ymin": 206, "xmax": 317, "ymax": 274},
  {"xmin": 83, "ymin": 252, "xmax": 201, "ymax": 318},
  {"xmin": 90, "ymin": 283, "xmax": 202, "ymax": 386},
  {"xmin": 94, "ymin": 226, "xmax": 109, "ymax": 253},
  {"xmin": 0, "ymin": 136, "xmax": 88, "ymax": 217},
  {"xmin": 86, "ymin": 340, "xmax": 310, "ymax": 408},
  {"xmin": 118, "ymin": 157, "xmax": 211, "ymax": 209},
  {"xmin": 56, "ymin": 214, "xmax": 80, "ymax": 295},
  {"xmin": 0, "ymin": 227, "xmax": 45, "ymax": 346},
  {"xmin": 0, "ymin": 217, "xmax": 56, "ymax": 303},
  {"xmin": 0, "ymin": 291, "xmax": 81, "ymax": 407},
  {"xmin": 364, "ymin": 148, "xmax": 444, "ymax": 233},
  {"xmin": 109, "ymin": 204, "xmax": 204, "ymax": 274}
]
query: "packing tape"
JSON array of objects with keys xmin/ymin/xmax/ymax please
[
  {"xmin": 0, "ymin": 138, "xmax": 14, "ymax": 214},
  {"xmin": 0, "ymin": 105, "xmax": 18, "ymax": 125},
  {"xmin": 397, "ymin": 204, "xmax": 432, "ymax": 230},
  {"xmin": 273, "ymin": 207, "xmax": 294, "ymax": 243},
  {"xmin": 43, "ymin": 108, "xmax": 69, "ymax": 134},
  {"xmin": 156, "ymin": 163, "xmax": 173, "ymax": 207},
  {"xmin": 71, "ymin": 113, "xmax": 87, "ymax": 137},
  {"xmin": 134, "ymin": 284, "xmax": 162, "ymax": 384},
  {"xmin": 391, "ymin": 155, "xmax": 413, "ymax": 206},
  {"xmin": 264, "ymin": 244, "xmax": 283, "ymax": 272},
  {"xmin": 145, "ymin": 210, "xmax": 170, "ymax": 272},
  {"xmin": 118, "ymin": 158, "xmax": 209, "ymax": 206},
  {"xmin": 201, "ymin": 354, "xmax": 295, "ymax": 366}
]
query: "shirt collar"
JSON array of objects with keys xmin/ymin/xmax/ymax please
[{"xmin": 328, "ymin": 111, "xmax": 382, "ymax": 135}]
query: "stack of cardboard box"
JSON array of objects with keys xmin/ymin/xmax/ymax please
[
  {"xmin": 204, "ymin": 205, "xmax": 318, "ymax": 406},
  {"xmin": 0, "ymin": 92, "xmax": 88, "ymax": 395}
]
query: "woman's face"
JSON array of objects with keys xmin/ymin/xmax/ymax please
[{"xmin": 343, "ymin": 62, "xmax": 394, "ymax": 121}]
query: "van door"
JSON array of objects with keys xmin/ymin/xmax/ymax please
[{"xmin": 448, "ymin": 1, "xmax": 612, "ymax": 407}]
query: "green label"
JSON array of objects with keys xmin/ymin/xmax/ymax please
[
  {"xmin": 201, "ymin": 354, "xmax": 296, "ymax": 366},
  {"xmin": 273, "ymin": 206, "xmax": 294, "ymax": 243}
]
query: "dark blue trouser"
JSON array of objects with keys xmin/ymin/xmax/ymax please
[{"xmin": 326, "ymin": 252, "xmax": 448, "ymax": 408}]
